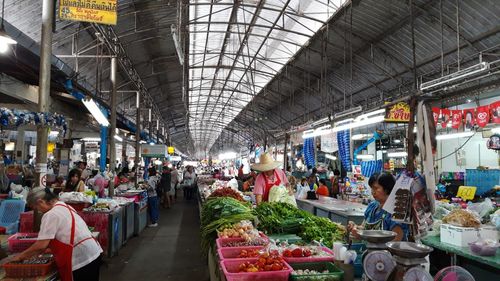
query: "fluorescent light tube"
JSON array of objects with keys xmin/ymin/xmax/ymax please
[
  {"xmin": 436, "ymin": 131, "xmax": 475, "ymax": 140},
  {"xmin": 387, "ymin": 151, "xmax": 408, "ymax": 158},
  {"xmin": 114, "ymin": 135, "xmax": 123, "ymax": 142},
  {"xmin": 352, "ymin": 134, "xmax": 372, "ymax": 140},
  {"xmin": 393, "ymin": 139, "xmax": 401, "ymax": 144},
  {"xmin": 420, "ymin": 62, "xmax": 490, "ymax": 91},
  {"xmin": 332, "ymin": 115, "xmax": 384, "ymax": 133},
  {"xmin": 49, "ymin": 131, "xmax": 59, "ymax": 137},
  {"xmin": 139, "ymin": 140, "xmax": 147, "ymax": 144},
  {"xmin": 302, "ymin": 125, "xmax": 332, "ymax": 139},
  {"xmin": 356, "ymin": 154, "xmax": 374, "ymax": 160},
  {"xmin": 325, "ymin": 154, "xmax": 337, "ymax": 160},
  {"xmin": 82, "ymin": 137, "xmax": 101, "ymax": 142},
  {"xmin": 82, "ymin": 98, "xmax": 110, "ymax": 127}
]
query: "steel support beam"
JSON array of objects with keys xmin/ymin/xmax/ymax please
[{"xmin": 108, "ymin": 45, "xmax": 118, "ymax": 196}]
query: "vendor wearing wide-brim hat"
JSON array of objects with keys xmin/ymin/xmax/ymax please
[{"xmin": 251, "ymin": 153, "xmax": 291, "ymax": 205}]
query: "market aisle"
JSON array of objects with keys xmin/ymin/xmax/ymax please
[{"xmin": 101, "ymin": 197, "xmax": 209, "ymax": 281}]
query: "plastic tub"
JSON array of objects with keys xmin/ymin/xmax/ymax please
[
  {"xmin": 469, "ymin": 241, "xmax": 499, "ymax": 256},
  {"xmin": 8, "ymin": 233, "xmax": 38, "ymax": 253},
  {"xmin": 217, "ymin": 246, "xmax": 264, "ymax": 260},
  {"xmin": 3, "ymin": 260, "xmax": 55, "ymax": 278},
  {"xmin": 284, "ymin": 247, "xmax": 335, "ymax": 263},
  {"xmin": 220, "ymin": 258, "xmax": 292, "ymax": 281},
  {"xmin": 216, "ymin": 233, "xmax": 269, "ymax": 248},
  {"xmin": 289, "ymin": 262, "xmax": 344, "ymax": 281}
]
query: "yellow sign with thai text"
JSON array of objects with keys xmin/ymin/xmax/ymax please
[
  {"xmin": 457, "ymin": 186, "xmax": 477, "ymax": 200},
  {"xmin": 385, "ymin": 102, "xmax": 411, "ymax": 123},
  {"xmin": 59, "ymin": 0, "xmax": 117, "ymax": 25}
]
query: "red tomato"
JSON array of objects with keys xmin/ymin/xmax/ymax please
[
  {"xmin": 303, "ymin": 249, "xmax": 312, "ymax": 257},
  {"xmin": 292, "ymin": 248, "xmax": 303, "ymax": 257},
  {"xmin": 272, "ymin": 263, "xmax": 283, "ymax": 271},
  {"xmin": 283, "ymin": 249, "xmax": 292, "ymax": 257}
]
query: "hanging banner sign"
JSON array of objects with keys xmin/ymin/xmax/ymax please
[
  {"xmin": 384, "ymin": 102, "xmax": 411, "ymax": 123},
  {"xmin": 463, "ymin": 109, "xmax": 476, "ymax": 130},
  {"xmin": 59, "ymin": 0, "xmax": 118, "ymax": 25},
  {"xmin": 491, "ymin": 101, "xmax": 500, "ymax": 123},
  {"xmin": 432, "ymin": 107, "xmax": 441, "ymax": 126},
  {"xmin": 476, "ymin": 106, "xmax": 490, "ymax": 128},
  {"xmin": 440, "ymin": 109, "xmax": 451, "ymax": 128},
  {"xmin": 451, "ymin": 110, "xmax": 463, "ymax": 129},
  {"xmin": 141, "ymin": 144, "xmax": 168, "ymax": 157}
]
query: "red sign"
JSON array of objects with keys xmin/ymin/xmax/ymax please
[
  {"xmin": 432, "ymin": 108, "xmax": 440, "ymax": 126},
  {"xmin": 476, "ymin": 106, "xmax": 490, "ymax": 128},
  {"xmin": 491, "ymin": 101, "xmax": 500, "ymax": 124},
  {"xmin": 451, "ymin": 110, "xmax": 463, "ymax": 129},
  {"xmin": 463, "ymin": 109, "xmax": 476, "ymax": 130},
  {"xmin": 440, "ymin": 109, "xmax": 451, "ymax": 128}
]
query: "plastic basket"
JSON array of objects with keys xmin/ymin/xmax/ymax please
[
  {"xmin": 220, "ymin": 258, "xmax": 292, "ymax": 281},
  {"xmin": 8, "ymin": 232, "xmax": 38, "ymax": 253},
  {"xmin": 284, "ymin": 247, "xmax": 335, "ymax": 263},
  {"xmin": 0, "ymin": 200, "xmax": 26, "ymax": 234},
  {"xmin": 289, "ymin": 261, "xmax": 344, "ymax": 281},
  {"xmin": 3, "ymin": 260, "xmax": 56, "ymax": 278},
  {"xmin": 217, "ymin": 246, "xmax": 264, "ymax": 260},
  {"xmin": 216, "ymin": 233, "xmax": 269, "ymax": 248}
]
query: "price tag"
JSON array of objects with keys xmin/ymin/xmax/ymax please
[{"xmin": 457, "ymin": 186, "xmax": 477, "ymax": 200}]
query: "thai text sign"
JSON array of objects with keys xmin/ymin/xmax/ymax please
[
  {"xmin": 141, "ymin": 144, "xmax": 167, "ymax": 157},
  {"xmin": 385, "ymin": 102, "xmax": 411, "ymax": 123},
  {"xmin": 59, "ymin": 0, "xmax": 117, "ymax": 25}
]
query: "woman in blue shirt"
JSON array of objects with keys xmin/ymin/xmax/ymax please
[{"xmin": 348, "ymin": 173, "xmax": 409, "ymax": 241}]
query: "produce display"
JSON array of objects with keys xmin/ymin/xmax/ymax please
[
  {"xmin": 12, "ymin": 255, "xmax": 52, "ymax": 265},
  {"xmin": 200, "ymin": 197, "xmax": 255, "ymax": 255},
  {"xmin": 221, "ymin": 237, "xmax": 269, "ymax": 247},
  {"xmin": 442, "ymin": 209, "xmax": 481, "ymax": 228},
  {"xmin": 217, "ymin": 220, "xmax": 258, "ymax": 240},
  {"xmin": 253, "ymin": 202, "xmax": 345, "ymax": 248},
  {"xmin": 292, "ymin": 269, "xmax": 329, "ymax": 275},
  {"xmin": 208, "ymin": 188, "xmax": 245, "ymax": 202},
  {"xmin": 237, "ymin": 249, "xmax": 261, "ymax": 258},
  {"xmin": 237, "ymin": 252, "xmax": 286, "ymax": 272}
]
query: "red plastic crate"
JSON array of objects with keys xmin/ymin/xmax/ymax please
[
  {"xmin": 3, "ymin": 260, "xmax": 56, "ymax": 278},
  {"xmin": 217, "ymin": 246, "xmax": 264, "ymax": 260},
  {"xmin": 216, "ymin": 233, "xmax": 269, "ymax": 248},
  {"xmin": 220, "ymin": 258, "xmax": 292, "ymax": 281},
  {"xmin": 8, "ymin": 233, "xmax": 38, "ymax": 253},
  {"xmin": 283, "ymin": 247, "xmax": 335, "ymax": 263}
]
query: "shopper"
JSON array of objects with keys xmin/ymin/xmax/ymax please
[
  {"xmin": 13, "ymin": 187, "xmax": 103, "ymax": 281},
  {"xmin": 295, "ymin": 177, "xmax": 309, "ymax": 199},
  {"xmin": 145, "ymin": 167, "xmax": 160, "ymax": 227},
  {"xmin": 251, "ymin": 153, "xmax": 291, "ymax": 205},
  {"xmin": 182, "ymin": 165, "xmax": 196, "ymax": 200},
  {"xmin": 64, "ymin": 169, "xmax": 85, "ymax": 192},
  {"xmin": 329, "ymin": 169, "xmax": 341, "ymax": 197},
  {"xmin": 170, "ymin": 166, "xmax": 179, "ymax": 200},
  {"xmin": 316, "ymin": 179, "xmax": 330, "ymax": 197},
  {"xmin": 237, "ymin": 164, "xmax": 244, "ymax": 179},
  {"xmin": 242, "ymin": 176, "xmax": 255, "ymax": 192},
  {"xmin": 347, "ymin": 173, "xmax": 409, "ymax": 241},
  {"xmin": 159, "ymin": 167, "xmax": 172, "ymax": 208},
  {"xmin": 76, "ymin": 161, "xmax": 89, "ymax": 181}
]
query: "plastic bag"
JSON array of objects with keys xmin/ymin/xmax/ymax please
[
  {"xmin": 442, "ymin": 209, "xmax": 481, "ymax": 228},
  {"xmin": 467, "ymin": 198, "xmax": 495, "ymax": 219},
  {"xmin": 491, "ymin": 209, "xmax": 500, "ymax": 230}
]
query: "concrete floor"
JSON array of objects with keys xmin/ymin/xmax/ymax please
[{"xmin": 101, "ymin": 197, "xmax": 209, "ymax": 281}]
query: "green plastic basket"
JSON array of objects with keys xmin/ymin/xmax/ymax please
[{"xmin": 289, "ymin": 262, "xmax": 344, "ymax": 281}]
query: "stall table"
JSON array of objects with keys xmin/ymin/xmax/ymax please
[
  {"xmin": 78, "ymin": 207, "xmax": 123, "ymax": 258},
  {"xmin": 422, "ymin": 235, "xmax": 500, "ymax": 278},
  {"xmin": 296, "ymin": 197, "xmax": 366, "ymax": 227}
]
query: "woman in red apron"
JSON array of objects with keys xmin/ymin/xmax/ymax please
[
  {"xmin": 251, "ymin": 153, "xmax": 291, "ymax": 205},
  {"xmin": 12, "ymin": 187, "xmax": 103, "ymax": 281}
]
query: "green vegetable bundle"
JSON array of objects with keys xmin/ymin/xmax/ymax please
[
  {"xmin": 200, "ymin": 197, "xmax": 255, "ymax": 255},
  {"xmin": 253, "ymin": 202, "xmax": 345, "ymax": 248}
]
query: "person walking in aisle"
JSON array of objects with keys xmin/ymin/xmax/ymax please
[
  {"xmin": 182, "ymin": 166, "xmax": 197, "ymax": 200},
  {"xmin": 158, "ymin": 167, "xmax": 172, "ymax": 208},
  {"xmin": 145, "ymin": 167, "xmax": 160, "ymax": 227},
  {"xmin": 170, "ymin": 166, "xmax": 179, "ymax": 201}
]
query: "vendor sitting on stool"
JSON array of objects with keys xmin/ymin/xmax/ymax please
[
  {"xmin": 12, "ymin": 187, "xmax": 103, "ymax": 281},
  {"xmin": 251, "ymin": 153, "xmax": 292, "ymax": 205},
  {"xmin": 348, "ymin": 173, "xmax": 409, "ymax": 241}
]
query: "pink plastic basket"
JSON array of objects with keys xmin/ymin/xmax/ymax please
[
  {"xmin": 284, "ymin": 247, "xmax": 335, "ymax": 263},
  {"xmin": 216, "ymin": 233, "xmax": 269, "ymax": 248},
  {"xmin": 8, "ymin": 233, "xmax": 38, "ymax": 253},
  {"xmin": 220, "ymin": 258, "xmax": 292, "ymax": 281},
  {"xmin": 217, "ymin": 246, "xmax": 265, "ymax": 260}
]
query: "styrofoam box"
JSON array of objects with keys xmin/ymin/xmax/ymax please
[{"xmin": 440, "ymin": 224, "xmax": 498, "ymax": 247}]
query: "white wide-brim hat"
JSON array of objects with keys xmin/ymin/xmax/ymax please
[{"xmin": 251, "ymin": 153, "xmax": 282, "ymax": 172}]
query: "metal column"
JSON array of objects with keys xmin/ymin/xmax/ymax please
[
  {"xmin": 135, "ymin": 92, "xmax": 141, "ymax": 188},
  {"xmin": 34, "ymin": 0, "xmax": 54, "ymax": 232},
  {"xmin": 108, "ymin": 49, "xmax": 118, "ymax": 196}
]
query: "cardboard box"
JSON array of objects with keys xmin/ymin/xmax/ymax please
[{"xmin": 440, "ymin": 224, "xmax": 498, "ymax": 247}]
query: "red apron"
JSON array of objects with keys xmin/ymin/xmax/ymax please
[
  {"xmin": 49, "ymin": 204, "xmax": 95, "ymax": 281},
  {"xmin": 262, "ymin": 170, "xmax": 281, "ymax": 202}
]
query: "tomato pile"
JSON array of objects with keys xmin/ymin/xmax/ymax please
[
  {"xmin": 283, "ymin": 247, "xmax": 312, "ymax": 258},
  {"xmin": 237, "ymin": 249, "xmax": 261, "ymax": 258},
  {"xmin": 238, "ymin": 252, "xmax": 286, "ymax": 272}
]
